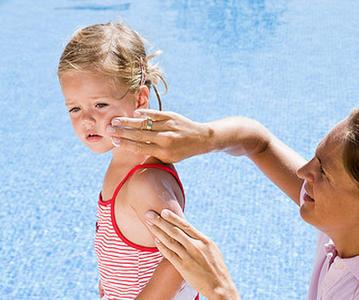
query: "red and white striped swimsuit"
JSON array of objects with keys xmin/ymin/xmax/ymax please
[{"xmin": 94, "ymin": 164, "xmax": 199, "ymax": 300}]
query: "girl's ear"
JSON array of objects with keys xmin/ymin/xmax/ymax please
[{"xmin": 135, "ymin": 86, "xmax": 149, "ymax": 109}]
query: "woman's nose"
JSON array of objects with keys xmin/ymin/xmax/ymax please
[{"xmin": 296, "ymin": 158, "xmax": 316, "ymax": 182}]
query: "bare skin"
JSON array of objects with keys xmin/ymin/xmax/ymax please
[{"xmin": 106, "ymin": 109, "xmax": 359, "ymax": 299}]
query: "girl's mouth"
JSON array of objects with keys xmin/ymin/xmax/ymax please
[{"xmin": 86, "ymin": 133, "xmax": 103, "ymax": 142}]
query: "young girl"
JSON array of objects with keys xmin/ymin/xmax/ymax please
[{"xmin": 58, "ymin": 22, "xmax": 199, "ymax": 300}]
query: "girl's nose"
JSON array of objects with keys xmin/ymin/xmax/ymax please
[
  {"xmin": 81, "ymin": 111, "xmax": 96, "ymax": 128},
  {"xmin": 296, "ymin": 158, "xmax": 316, "ymax": 182}
]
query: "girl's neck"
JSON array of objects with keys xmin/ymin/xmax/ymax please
[{"xmin": 110, "ymin": 146, "xmax": 154, "ymax": 170}]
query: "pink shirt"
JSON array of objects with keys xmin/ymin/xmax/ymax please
[{"xmin": 300, "ymin": 185, "xmax": 359, "ymax": 300}]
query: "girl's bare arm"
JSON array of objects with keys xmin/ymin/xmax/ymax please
[{"xmin": 127, "ymin": 168, "xmax": 188, "ymax": 300}]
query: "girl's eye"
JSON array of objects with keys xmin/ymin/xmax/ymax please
[
  {"xmin": 69, "ymin": 107, "xmax": 80, "ymax": 113},
  {"xmin": 96, "ymin": 103, "xmax": 109, "ymax": 109}
]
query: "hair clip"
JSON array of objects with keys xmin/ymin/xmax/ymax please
[{"xmin": 139, "ymin": 57, "xmax": 146, "ymax": 86}]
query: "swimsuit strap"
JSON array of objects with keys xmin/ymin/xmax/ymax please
[{"xmin": 111, "ymin": 163, "xmax": 186, "ymax": 208}]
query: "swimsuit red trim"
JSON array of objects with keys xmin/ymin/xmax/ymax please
[
  {"xmin": 98, "ymin": 192, "xmax": 112, "ymax": 206},
  {"xmin": 101, "ymin": 163, "xmax": 185, "ymax": 252}
]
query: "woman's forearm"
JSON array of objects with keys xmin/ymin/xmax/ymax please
[
  {"xmin": 205, "ymin": 116, "xmax": 271, "ymax": 157},
  {"xmin": 206, "ymin": 116, "xmax": 305, "ymax": 203}
]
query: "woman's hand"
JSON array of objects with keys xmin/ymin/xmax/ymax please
[
  {"xmin": 106, "ymin": 109, "xmax": 213, "ymax": 163},
  {"xmin": 145, "ymin": 209, "xmax": 240, "ymax": 300}
]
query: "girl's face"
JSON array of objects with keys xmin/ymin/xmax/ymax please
[
  {"xmin": 297, "ymin": 120, "xmax": 359, "ymax": 235},
  {"xmin": 60, "ymin": 71, "xmax": 148, "ymax": 153}
]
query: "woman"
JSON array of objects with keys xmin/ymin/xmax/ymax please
[{"xmin": 105, "ymin": 108, "xmax": 359, "ymax": 300}]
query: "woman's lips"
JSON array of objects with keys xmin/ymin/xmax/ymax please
[
  {"xmin": 303, "ymin": 193, "xmax": 315, "ymax": 202},
  {"xmin": 86, "ymin": 134, "xmax": 103, "ymax": 142}
]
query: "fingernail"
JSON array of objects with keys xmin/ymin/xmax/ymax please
[
  {"xmin": 112, "ymin": 137, "xmax": 120, "ymax": 147},
  {"xmin": 112, "ymin": 119, "xmax": 122, "ymax": 126},
  {"xmin": 155, "ymin": 238, "xmax": 161, "ymax": 244},
  {"xmin": 134, "ymin": 110, "xmax": 144, "ymax": 117},
  {"xmin": 161, "ymin": 209, "xmax": 170, "ymax": 218},
  {"xmin": 106, "ymin": 125, "xmax": 115, "ymax": 133},
  {"xmin": 145, "ymin": 211, "xmax": 156, "ymax": 220}
]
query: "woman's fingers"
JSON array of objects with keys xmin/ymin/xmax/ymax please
[
  {"xmin": 110, "ymin": 109, "xmax": 177, "ymax": 130},
  {"xmin": 111, "ymin": 117, "xmax": 146, "ymax": 129},
  {"xmin": 145, "ymin": 214, "xmax": 188, "ymax": 259},
  {"xmin": 145, "ymin": 210, "xmax": 207, "ymax": 255},
  {"xmin": 111, "ymin": 117, "xmax": 170, "ymax": 132},
  {"xmin": 108, "ymin": 126, "xmax": 163, "ymax": 144},
  {"xmin": 109, "ymin": 137, "xmax": 176, "ymax": 163},
  {"xmin": 111, "ymin": 137, "xmax": 160, "ymax": 154},
  {"xmin": 134, "ymin": 109, "xmax": 178, "ymax": 121},
  {"xmin": 160, "ymin": 209, "xmax": 206, "ymax": 240},
  {"xmin": 154, "ymin": 240, "xmax": 187, "ymax": 274},
  {"xmin": 111, "ymin": 117, "xmax": 178, "ymax": 133}
]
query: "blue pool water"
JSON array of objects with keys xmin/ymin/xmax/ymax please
[{"xmin": 1, "ymin": 0, "xmax": 359, "ymax": 299}]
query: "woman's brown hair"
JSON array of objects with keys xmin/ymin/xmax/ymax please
[{"xmin": 343, "ymin": 108, "xmax": 359, "ymax": 188}]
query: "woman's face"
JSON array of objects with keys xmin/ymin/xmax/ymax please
[
  {"xmin": 297, "ymin": 120, "xmax": 359, "ymax": 235},
  {"xmin": 60, "ymin": 71, "xmax": 147, "ymax": 153}
]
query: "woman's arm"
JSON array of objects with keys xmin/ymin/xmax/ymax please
[
  {"xmin": 145, "ymin": 209, "xmax": 241, "ymax": 300},
  {"xmin": 107, "ymin": 110, "xmax": 306, "ymax": 205}
]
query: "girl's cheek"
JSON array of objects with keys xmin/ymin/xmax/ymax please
[
  {"xmin": 99, "ymin": 110, "xmax": 123, "ymax": 132},
  {"xmin": 70, "ymin": 117, "xmax": 80, "ymax": 130},
  {"xmin": 69, "ymin": 117, "xmax": 83, "ymax": 138}
]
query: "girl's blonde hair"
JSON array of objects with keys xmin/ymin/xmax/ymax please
[{"xmin": 58, "ymin": 22, "xmax": 167, "ymax": 110}]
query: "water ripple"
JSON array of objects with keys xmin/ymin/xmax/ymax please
[
  {"xmin": 54, "ymin": 3, "xmax": 130, "ymax": 11},
  {"xmin": 164, "ymin": 0, "xmax": 287, "ymax": 53}
]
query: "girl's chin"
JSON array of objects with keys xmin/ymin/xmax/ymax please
[
  {"xmin": 90, "ymin": 148, "xmax": 111, "ymax": 154},
  {"xmin": 86, "ymin": 143, "xmax": 114, "ymax": 154}
]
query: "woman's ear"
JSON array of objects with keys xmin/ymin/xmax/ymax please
[{"xmin": 135, "ymin": 86, "xmax": 149, "ymax": 109}]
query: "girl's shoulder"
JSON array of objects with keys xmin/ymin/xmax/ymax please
[{"xmin": 124, "ymin": 160, "xmax": 185, "ymax": 216}]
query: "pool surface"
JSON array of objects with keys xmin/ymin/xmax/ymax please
[{"xmin": 1, "ymin": 0, "xmax": 359, "ymax": 299}]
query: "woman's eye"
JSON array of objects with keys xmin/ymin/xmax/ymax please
[
  {"xmin": 96, "ymin": 103, "xmax": 109, "ymax": 108},
  {"xmin": 320, "ymin": 165, "xmax": 326, "ymax": 175},
  {"xmin": 69, "ymin": 107, "xmax": 80, "ymax": 113}
]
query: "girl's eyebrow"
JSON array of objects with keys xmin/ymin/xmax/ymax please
[
  {"xmin": 65, "ymin": 98, "xmax": 76, "ymax": 106},
  {"xmin": 65, "ymin": 97, "xmax": 110, "ymax": 105},
  {"xmin": 89, "ymin": 95, "xmax": 119, "ymax": 100}
]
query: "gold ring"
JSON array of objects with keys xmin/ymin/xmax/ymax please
[{"xmin": 145, "ymin": 116, "xmax": 153, "ymax": 130}]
